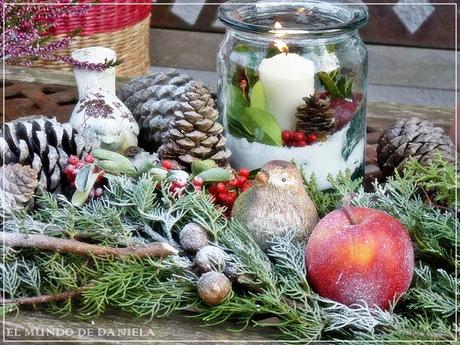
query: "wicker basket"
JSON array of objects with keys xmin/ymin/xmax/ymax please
[{"xmin": 34, "ymin": 2, "xmax": 151, "ymax": 78}]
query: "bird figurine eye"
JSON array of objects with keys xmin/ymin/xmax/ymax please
[{"xmin": 281, "ymin": 177, "xmax": 287, "ymax": 182}]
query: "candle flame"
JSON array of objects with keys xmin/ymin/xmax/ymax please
[
  {"xmin": 274, "ymin": 39, "xmax": 289, "ymax": 54},
  {"xmin": 272, "ymin": 21, "xmax": 289, "ymax": 54}
]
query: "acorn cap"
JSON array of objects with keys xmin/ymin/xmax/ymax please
[
  {"xmin": 197, "ymin": 271, "xmax": 231, "ymax": 305},
  {"xmin": 195, "ymin": 245, "xmax": 228, "ymax": 273},
  {"xmin": 179, "ymin": 223, "xmax": 209, "ymax": 253}
]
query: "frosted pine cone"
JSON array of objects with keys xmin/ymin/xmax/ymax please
[
  {"xmin": 0, "ymin": 116, "xmax": 88, "ymax": 193},
  {"xmin": 157, "ymin": 81, "xmax": 231, "ymax": 167},
  {"xmin": 377, "ymin": 117, "xmax": 456, "ymax": 176},
  {"xmin": 117, "ymin": 70, "xmax": 193, "ymax": 150}
]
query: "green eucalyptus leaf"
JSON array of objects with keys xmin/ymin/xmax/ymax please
[
  {"xmin": 71, "ymin": 167, "xmax": 102, "ymax": 206},
  {"xmin": 197, "ymin": 168, "xmax": 232, "ymax": 183},
  {"xmin": 135, "ymin": 160, "xmax": 155, "ymax": 175},
  {"xmin": 96, "ymin": 160, "xmax": 137, "ymax": 177},
  {"xmin": 242, "ymin": 107, "xmax": 283, "ymax": 147},
  {"xmin": 75, "ymin": 165, "xmax": 92, "ymax": 192},
  {"xmin": 167, "ymin": 170, "xmax": 190, "ymax": 181},
  {"xmin": 191, "ymin": 159, "xmax": 217, "ymax": 176},
  {"xmin": 71, "ymin": 190, "xmax": 91, "ymax": 207},
  {"xmin": 93, "ymin": 148, "xmax": 137, "ymax": 176},
  {"xmin": 249, "ymin": 81, "xmax": 266, "ymax": 110},
  {"xmin": 148, "ymin": 168, "xmax": 168, "ymax": 182},
  {"xmin": 92, "ymin": 148, "xmax": 126, "ymax": 161}
]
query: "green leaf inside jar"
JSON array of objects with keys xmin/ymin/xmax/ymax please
[{"xmin": 227, "ymin": 84, "xmax": 282, "ymax": 147}]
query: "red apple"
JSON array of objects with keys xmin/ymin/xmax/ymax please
[{"xmin": 305, "ymin": 207, "xmax": 414, "ymax": 310}]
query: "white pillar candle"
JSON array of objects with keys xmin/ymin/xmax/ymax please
[{"xmin": 259, "ymin": 53, "xmax": 315, "ymax": 130}]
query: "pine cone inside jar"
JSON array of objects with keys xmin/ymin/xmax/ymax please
[
  {"xmin": 157, "ymin": 81, "xmax": 231, "ymax": 168},
  {"xmin": 377, "ymin": 117, "xmax": 456, "ymax": 176},
  {"xmin": 295, "ymin": 92, "xmax": 337, "ymax": 136},
  {"xmin": 0, "ymin": 116, "xmax": 88, "ymax": 193},
  {"xmin": 117, "ymin": 70, "xmax": 193, "ymax": 151}
]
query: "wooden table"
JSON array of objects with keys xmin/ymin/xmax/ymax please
[{"xmin": 1, "ymin": 66, "xmax": 455, "ymax": 344}]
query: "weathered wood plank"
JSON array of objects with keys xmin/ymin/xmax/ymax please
[
  {"xmin": 366, "ymin": 101, "xmax": 454, "ymax": 132},
  {"xmin": 1, "ymin": 310, "xmax": 279, "ymax": 344}
]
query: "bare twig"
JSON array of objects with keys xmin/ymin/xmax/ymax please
[
  {"xmin": 2, "ymin": 288, "xmax": 84, "ymax": 305},
  {"xmin": 1, "ymin": 232, "xmax": 178, "ymax": 258}
]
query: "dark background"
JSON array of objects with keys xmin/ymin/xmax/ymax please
[{"xmin": 150, "ymin": 0, "xmax": 457, "ymax": 50}]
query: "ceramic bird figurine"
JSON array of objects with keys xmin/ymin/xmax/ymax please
[{"xmin": 232, "ymin": 160, "xmax": 318, "ymax": 250}]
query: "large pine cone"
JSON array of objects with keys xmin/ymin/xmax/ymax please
[
  {"xmin": 377, "ymin": 117, "xmax": 456, "ymax": 176},
  {"xmin": 158, "ymin": 81, "xmax": 231, "ymax": 167},
  {"xmin": 117, "ymin": 70, "xmax": 193, "ymax": 150},
  {"xmin": 0, "ymin": 116, "xmax": 88, "ymax": 193},
  {"xmin": 296, "ymin": 92, "xmax": 337, "ymax": 135}
]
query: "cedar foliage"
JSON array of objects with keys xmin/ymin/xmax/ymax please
[{"xmin": 1, "ymin": 157, "xmax": 458, "ymax": 343}]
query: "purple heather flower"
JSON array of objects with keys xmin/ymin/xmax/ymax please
[{"xmin": 0, "ymin": 0, "xmax": 116, "ymax": 71}]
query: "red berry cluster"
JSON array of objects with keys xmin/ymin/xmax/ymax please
[
  {"xmin": 161, "ymin": 160, "xmax": 173, "ymax": 170},
  {"xmin": 162, "ymin": 160, "xmax": 205, "ymax": 195},
  {"xmin": 282, "ymin": 130, "xmax": 318, "ymax": 147},
  {"xmin": 208, "ymin": 169, "xmax": 251, "ymax": 213},
  {"xmin": 63, "ymin": 154, "xmax": 104, "ymax": 198},
  {"xmin": 169, "ymin": 178, "xmax": 188, "ymax": 194}
]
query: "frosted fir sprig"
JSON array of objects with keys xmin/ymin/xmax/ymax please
[{"xmin": 1, "ymin": 0, "xmax": 118, "ymax": 71}]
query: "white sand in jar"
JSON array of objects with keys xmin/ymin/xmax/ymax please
[{"xmin": 227, "ymin": 123, "xmax": 365, "ymax": 190}]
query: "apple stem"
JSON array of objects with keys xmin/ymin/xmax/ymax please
[{"xmin": 342, "ymin": 207, "xmax": 357, "ymax": 225}]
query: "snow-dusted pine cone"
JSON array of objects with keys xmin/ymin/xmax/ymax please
[
  {"xmin": 377, "ymin": 117, "xmax": 456, "ymax": 176},
  {"xmin": 117, "ymin": 70, "xmax": 193, "ymax": 150},
  {"xmin": 0, "ymin": 116, "xmax": 88, "ymax": 193},
  {"xmin": 157, "ymin": 81, "xmax": 231, "ymax": 168}
]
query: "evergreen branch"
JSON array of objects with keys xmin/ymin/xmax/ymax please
[
  {"xmin": 2, "ymin": 232, "xmax": 178, "ymax": 258},
  {"xmin": 303, "ymin": 170, "xmax": 361, "ymax": 217},
  {"xmin": 2, "ymin": 287, "xmax": 84, "ymax": 305},
  {"xmin": 80, "ymin": 256, "xmax": 198, "ymax": 318},
  {"xmin": 402, "ymin": 155, "xmax": 458, "ymax": 208},
  {"xmin": 405, "ymin": 265, "xmax": 458, "ymax": 318}
]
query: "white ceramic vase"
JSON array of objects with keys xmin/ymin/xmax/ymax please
[{"xmin": 70, "ymin": 47, "xmax": 139, "ymax": 152}]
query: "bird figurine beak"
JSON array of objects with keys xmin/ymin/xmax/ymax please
[{"xmin": 255, "ymin": 170, "xmax": 269, "ymax": 185}]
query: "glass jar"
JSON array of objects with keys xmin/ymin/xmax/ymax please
[{"xmin": 217, "ymin": 0, "xmax": 368, "ymax": 190}]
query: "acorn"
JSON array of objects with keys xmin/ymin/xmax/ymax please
[
  {"xmin": 223, "ymin": 261, "xmax": 240, "ymax": 282},
  {"xmin": 197, "ymin": 271, "xmax": 232, "ymax": 305},
  {"xmin": 195, "ymin": 245, "xmax": 228, "ymax": 273},
  {"xmin": 179, "ymin": 223, "xmax": 209, "ymax": 253}
]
